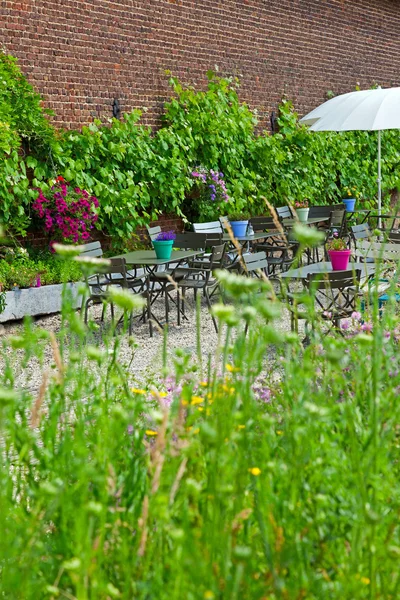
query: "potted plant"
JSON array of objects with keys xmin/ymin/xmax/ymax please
[
  {"xmin": 294, "ymin": 200, "xmax": 309, "ymax": 222},
  {"xmin": 342, "ymin": 186, "xmax": 361, "ymax": 212},
  {"xmin": 227, "ymin": 212, "xmax": 251, "ymax": 238},
  {"xmin": 152, "ymin": 231, "xmax": 176, "ymax": 260},
  {"xmin": 326, "ymin": 234, "xmax": 352, "ymax": 270}
]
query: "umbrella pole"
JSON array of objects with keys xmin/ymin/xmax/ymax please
[{"xmin": 378, "ymin": 129, "xmax": 382, "ymax": 229}]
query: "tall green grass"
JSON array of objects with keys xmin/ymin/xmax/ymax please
[{"xmin": 1, "ymin": 264, "xmax": 400, "ymax": 599}]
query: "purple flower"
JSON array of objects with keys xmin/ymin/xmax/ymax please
[
  {"xmin": 155, "ymin": 230, "xmax": 176, "ymax": 241},
  {"xmin": 351, "ymin": 311, "xmax": 362, "ymax": 321}
]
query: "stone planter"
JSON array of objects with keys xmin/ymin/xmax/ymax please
[{"xmin": 0, "ymin": 282, "xmax": 81, "ymax": 323}]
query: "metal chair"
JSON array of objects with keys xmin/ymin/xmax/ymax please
[
  {"xmin": 171, "ymin": 243, "xmax": 227, "ymax": 332},
  {"xmin": 289, "ymin": 268, "xmax": 362, "ymax": 336},
  {"xmin": 243, "ymin": 251, "xmax": 269, "ymax": 278},
  {"xmin": 193, "ymin": 221, "xmax": 223, "ymax": 234},
  {"xmin": 276, "ymin": 206, "xmax": 294, "ymax": 220},
  {"xmin": 250, "ymin": 216, "xmax": 298, "ymax": 273},
  {"xmin": 79, "ymin": 241, "xmax": 137, "ymax": 283},
  {"xmin": 146, "ymin": 225, "xmax": 162, "ymax": 241},
  {"xmin": 83, "ymin": 258, "xmax": 150, "ymax": 335}
]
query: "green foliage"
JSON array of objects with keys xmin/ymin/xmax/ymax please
[
  {"xmin": 1, "ymin": 263, "xmax": 400, "ymax": 597},
  {"xmin": 2, "ymin": 56, "xmax": 400, "ymax": 242},
  {"xmin": 0, "ymin": 51, "xmax": 55, "ymax": 236},
  {"xmin": 0, "ymin": 247, "xmax": 82, "ymax": 290}
]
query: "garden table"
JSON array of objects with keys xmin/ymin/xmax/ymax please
[
  {"xmin": 222, "ymin": 231, "xmax": 279, "ymax": 243},
  {"xmin": 111, "ymin": 249, "xmax": 203, "ymax": 273},
  {"xmin": 281, "ymin": 216, "xmax": 330, "ymax": 227},
  {"xmin": 110, "ymin": 249, "xmax": 204, "ymax": 329},
  {"xmin": 280, "ymin": 261, "xmax": 376, "ymax": 286}
]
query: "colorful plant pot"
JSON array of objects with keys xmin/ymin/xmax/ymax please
[
  {"xmin": 230, "ymin": 221, "xmax": 249, "ymax": 237},
  {"xmin": 343, "ymin": 198, "xmax": 356, "ymax": 212},
  {"xmin": 296, "ymin": 208, "xmax": 309, "ymax": 222},
  {"xmin": 152, "ymin": 240, "xmax": 174, "ymax": 260},
  {"xmin": 328, "ymin": 249, "xmax": 351, "ymax": 271}
]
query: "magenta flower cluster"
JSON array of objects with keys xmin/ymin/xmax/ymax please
[
  {"xmin": 32, "ymin": 177, "xmax": 99, "ymax": 244},
  {"xmin": 191, "ymin": 168, "xmax": 229, "ymax": 203}
]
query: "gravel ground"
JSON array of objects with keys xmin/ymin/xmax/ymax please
[{"xmin": 0, "ymin": 286, "xmax": 296, "ymax": 393}]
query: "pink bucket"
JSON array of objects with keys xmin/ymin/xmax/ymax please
[{"xmin": 328, "ymin": 249, "xmax": 351, "ymax": 271}]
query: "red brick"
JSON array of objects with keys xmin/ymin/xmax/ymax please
[{"xmin": 0, "ymin": 0, "xmax": 398, "ymax": 132}]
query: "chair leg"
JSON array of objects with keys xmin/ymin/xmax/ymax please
[
  {"xmin": 100, "ymin": 303, "xmax": 106, "ymax": 322},
  {"xmin": 205, "ymin": 289, "xmax": 218, "ymax": 333},
  {"xmin": 177, "ymin": 288, "xmax": 181, "ymax": 326},
  {"xmin": 165, "ymin": 285, "xmax": 169, "ymax": 323},
  {"xmin": 84, "ymin": 299, "xmax": 90, "ymax": 324}
]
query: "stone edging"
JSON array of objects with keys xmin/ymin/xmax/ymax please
[{"xmin": 0, "ymin": 283, "xmax": 81, "ymax": 323}]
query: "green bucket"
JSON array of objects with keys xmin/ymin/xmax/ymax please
[{"xmin": 152, "ymin": 240, "xmax": 174, "ymax": 259}]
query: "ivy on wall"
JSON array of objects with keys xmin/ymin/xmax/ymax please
[{"xmin": 1, "ymin": 51, "xmax": 400, "ymax": 240}]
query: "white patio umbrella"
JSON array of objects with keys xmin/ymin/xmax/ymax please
[{"xmin": 300, "ymin": 86, "xmax": 400, "ymax": 219}]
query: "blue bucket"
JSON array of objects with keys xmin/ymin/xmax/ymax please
[
  {"xmin": 230, "ymin": 221, "xmax": 249, "ymax": 238},
  {"xmin": 343, "ymin": 198, "xmax": 356, "ymax": 212}
]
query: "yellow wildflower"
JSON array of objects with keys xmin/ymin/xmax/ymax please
[
  {"xmin": 145, "ymin": 430, "xmax": 158, "ymax": 436},
  {"xmin": 248, "ymin": 467, "xmax": 261, "ymax": 476},
  {"xmin": 181, "ymin": 399, "xmax": 189, "ymax": 406},
  {"xmin": 131, "ymin": 388, "xmax": 146, "ymax": 395},
  {"xmin": 151, "ymin": 390, "xmax": 167, "ymax": 398},
  {"xmin": 226, "ymin": 363, "xmax": 239, "ymax": 373},
  {"xmin": 197, "ymin": 406, "xmax": 204, "ymax": 412},
  {"xmin": 204, "ymin": 591, "xmax": 214, "ymax": 599},
  {"xmin": 199, "ymin": 381, "xmax": 208, "ymax": 387},
  {"xmin": 361, "ymin": 577, "xmax": 370, "ymax": 585},
  {"xmin": 276, "ymin": 430, "xmax": 283, "ymax": 435},
  {"xmin": 191, "ymin": 395, "xmax": 203, "ymax": 405},
  {"xmin": 238, "ymin": 425, "xmax": 246, "ymax": 430}
]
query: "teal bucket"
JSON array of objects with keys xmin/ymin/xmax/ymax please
[{"xmin": 152, "ymin": 240, "xmax": 174, "ymax": 259}]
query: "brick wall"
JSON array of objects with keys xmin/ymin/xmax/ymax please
[{"xmin": 1, "ymin": 0, "xmax": 399, "ymax": 131}]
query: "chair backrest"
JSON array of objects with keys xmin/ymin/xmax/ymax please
[
  {"xmin": 90, "ymin": 257, "xmax": 128, "ymax": 288},
  {"xmin": 388, "ymin": 231, "xmax": 400, "ymax": 244},
  {"xmin": 244, "ymin": 251, "xmax": 269, "ymax": 276},
  {"xmin": 249, "ymin": 216, "xmax": 278, "ymax": 232},
  {"xmin": 174, "ymin": 232, "xmax": 208, "ymax": 249},
  {"xmin": 146, "ymin": 225, "xmax": 162, "ymax": 241},
  {"xmin": 306, "ymin": 268, "xmax": 361, "ymax": 292},
  {"xmin": 79, "ymin": 241, "xmax": 103, "ymax": 258},
  {"xmin": 330, "ymin": 209, "xmax": 345, "ymax": 227},
  {"xmin": 209, "ymin": 243, "xmax": 226, "ymax": 270},
  {"xmin": 193, "ymin": 221, "xmax": 223, "ymax": 234},
  {"xmin": 351, "ymin": 223, "xmax": 372, "ymax": 241},
  {"xmin": 219, "ymin": 216, "xmax": 229, "ymax": 231},
  {"xmin": 355, "ymin": 239, "xmax": 400, "ymax": 261},
  {"xmin": 276, "ymin": 206, "xmax": 293, "ymax": 220},
  {"xmin": 308, "ymin": 205, "xmax": 343, "ymax": 219}
]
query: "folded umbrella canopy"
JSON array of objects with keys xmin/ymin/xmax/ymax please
[{"xmin": 300, "ymin": 87, "xmax": 400, "ymax": 218}]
